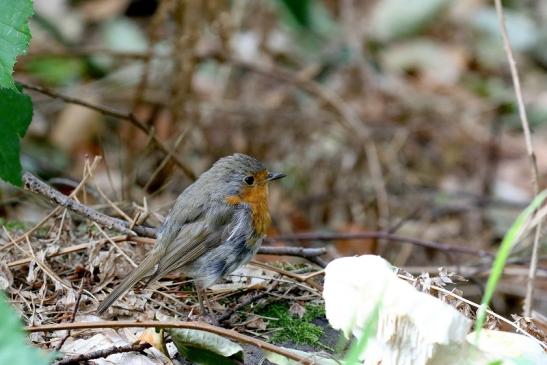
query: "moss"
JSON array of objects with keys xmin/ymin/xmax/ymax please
[
  {"xmin": 0, "ymin": 218, "xmax": 29, "ymax": 231},
  {"xmin": 259, "ymin": 302, "xmax": 325, "ymax": 346}
]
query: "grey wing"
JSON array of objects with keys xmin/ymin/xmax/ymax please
[
  {"xmin": 147, "ymin": 201, "xmax": 235, "ymax": 282},
  {"xmin": 188, "ymin": 206, "xmax": 258, "ymax": 287},
  {"xmin": 155, "ymin": 185, "xmax": 209, "ymax": 252}
]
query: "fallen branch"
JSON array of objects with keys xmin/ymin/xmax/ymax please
[
  {"xmin": 7, "ymin": 237, "xmax": 327, "ymax": 269},
  {"xmin": 22, "ymin": 172, "xmax": 155, "ymax": 237},
  {"xmin": 54, "ymin": 343, "xmax": 152, "ymax": 365},
  {"xmin": 27, "ymin": 320, "xmax": 311, "ymax": 364},
  {"xmin": 257, "ymin": 246, "xmax": 326, "ymax": 257}
]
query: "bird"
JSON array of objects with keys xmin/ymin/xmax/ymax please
[{"xmin": 96, "ymin": 153, "xmax": 286, "ymax": 318}]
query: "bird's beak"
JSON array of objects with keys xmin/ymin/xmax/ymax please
[{"xmin": 267, "ymin": 172, "xmax": 286, "ymax": 181}]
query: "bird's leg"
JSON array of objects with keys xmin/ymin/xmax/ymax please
[{"xmin": 195, "ymin": 284, "xmax": 218, "ymax": 326}]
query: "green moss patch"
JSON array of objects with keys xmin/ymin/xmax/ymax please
[{"xmin": 259, "ymin": 302, "xmax": 325, "ymax": 346}]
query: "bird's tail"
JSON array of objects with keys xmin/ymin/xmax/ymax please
[{"xmin": 96, "ymin": 253, "xmax": 158, "ymax": 315}]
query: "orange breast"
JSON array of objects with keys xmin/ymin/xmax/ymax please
[{"xmin": 225, "ymin": 182, "xmax": 271, "ymax": 236}]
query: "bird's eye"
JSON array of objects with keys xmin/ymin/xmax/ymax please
[{"xmin": 244, "ymin": 175, "xmax": 255, "ymax": 185}]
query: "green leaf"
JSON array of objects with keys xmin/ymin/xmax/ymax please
[
  {"xmin": 278, "ymin": 0, "xmax": 312, "ymax": 29},
  {"xmin": 168, "ymin": 329, "xmax": 244, "ymax": 365},
  {"xmin": 0, "ymin": 0, "xmax": 34, "ymax": 90},
  {"xmin": 25, "ymin": 57, "xmax": 85, "ymax": 86},
  {"xmin": 474, "ymin": 190, "xmax": 547, "ymax": 335},
  {"xmin": 0, "ymin": 87, "xmax": 33, "ymax": 186},
  {"xmin": 0, "ymin": 291, "xmax": 54, "ymax": 365}
]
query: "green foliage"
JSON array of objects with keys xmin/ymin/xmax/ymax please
[
  {"xmin": 0, "ymin": 291, "xmax": 53, "ymax": 365},
  {"xmin": 25, "ymin": 57, "xmax": 85, "ymax": 86},
  {"xmin": 474, "ymin": 190, "xmax": 547, "ymax": 335},
  {"xmin": 0, "ymin": 0, "xmax": 34, "ymax": 186},
  {"xmin": 260, "ymin": 303, "xmax": 324, "ymax": 346},
  {"xmin": 0, "ymin": 0, "xmax": 33, "ymax": 89},
  {"xmin": 0, "ymin": 218, "xmax": 30, "ymax": 231},
  {"xmin": 278, "ymin": 0, "xmax": 312, "ymax": 29},
  {"xmin": 0, "ymin": 87, "xmax": 33, "ymax": 186}
]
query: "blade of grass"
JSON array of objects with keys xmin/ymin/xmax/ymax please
[
  {"xmin": 343, "ymin": 299, "xmax": 382, "ymax": 365},
  {"xmin": 474, "ymin": 190, "xmax": 547, "ymax": 336}
]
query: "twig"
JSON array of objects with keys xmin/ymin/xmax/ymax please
[
  {"xmin": 250, "ymin": 260, "xmax": 323, "ymax": 291},
  {"xmin": 18, "ymin": 81, "xmax": 196, "ymax": 180},
  {"xmin": 54, "ymin": 279, "xmax": 85, "ymax": 352},
  {"xmin": 4, "ymin": 229, "xmax": 72, "ymax": 292},
  {"xmin": 271, "ymin": 231, "xmax": 494, "ymax": 258},
  {"xmin": 257, "ymin": 246, "xmax": 327, "ymax": 257},
  {"xmin": 7, "ymin": 238, "xmax": 327, "ymax": 269},
  {"xmin": 54, "ymin": 342, "xmax": 152, "ymax": 365},
  {"xmin": 22, "ymin": 172, "xmax": 156, "ymax": 237},
  {"xmin": 8, "ymin": 236, "xmax": 126, "ymax": 268},
  {"xmin": 1, "ymin": 158, "xmax": 102, "ymax": 252},
  {"xmin": 494, "ymin": 0, "xmax": 543, "ymax": 317},
  {"xmin": 26, "ymin": 320, "xmax": 312, "ymax": 363}
]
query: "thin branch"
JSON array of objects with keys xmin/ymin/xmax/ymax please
[
  {"xmin": 7, "ymin": 237, "xmax": 327, "ymax": 269},
  {"xmin": 23, "ymin": 172, "xmax": 155, "ymax": 237},
  {"xmin": 54, "ymin": 343, "xmax": 152, "ymax": 365},
  {"xmin": 493, "ymin": 0, "xmax": 543, "ymax": 317},
  {"xmin": 270, "ymin": 231, "xmax": 494, "ymax": 258},
  {"xmin": 8, "ymin": 237, "xmax": 123, "ymax": 268},
  {"xmin": 257, "ymin": 246, "xmax": 327, "ymax": 257},
  {"xmin": 22, "ymin": 172, "xmax": 155, "ymax": 237},
  {"xmin": 1, "ymin": 158, "xmax": 102, "ymax": 252},
  {"xmin": 18, "ymin": 81, "xmax": 196, "ymax": 180},
  {"xmin": 26, "ymin": 321, "xmax": 312, "ymax": 363}
]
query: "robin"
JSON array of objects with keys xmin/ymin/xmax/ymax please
[{"xmin": 96, "ymin": 153, "xmax": 285, "ymax": 317}]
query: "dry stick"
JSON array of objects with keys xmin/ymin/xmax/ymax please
[
  {"xmin": 493, "ymin": 0, "xmax": 543, "ymax": 317},
  {"xmin": 54, "ymin": 343, "xmax": 152, "ymax": 365},
  {"xmin": 258, "ymin": 246, "xmax": 327, "ymax": 258},
  {"xmin": 22, "ymin": 172, "xmax": 155, "ymax": 238},
  {"xmin": 18, "ymin": 82, "xmax": 196, "ymax": 181},
  {"xmin": 1, "ymin": 158, "xmax": 102, "ymax": 252},
  {"xmin": 7, "ymin": 237, "xmax": 327, "ymax": 269},
  {"xmin": 7, "ymin": 236, "xmax": 125, "ymax": 268},
  {"xmin": 250, "ymin": 260, "xmax": 323, "ymax": 291},
  {"xmin": 271, "ymin": 231, "xmax": 494, "ymax": 258},
  {"xmin": 26, "ymin": 321, "xmax": 311, "ymax": 363}
]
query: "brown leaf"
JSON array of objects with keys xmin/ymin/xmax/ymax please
[{"xmin": 289, "ymin": 302, "xmax": 306, "ymax": 319}]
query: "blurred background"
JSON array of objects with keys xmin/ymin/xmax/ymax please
[{"xmin": 3, "ymin": 0, "xmax": 547, "ymax": 315}]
